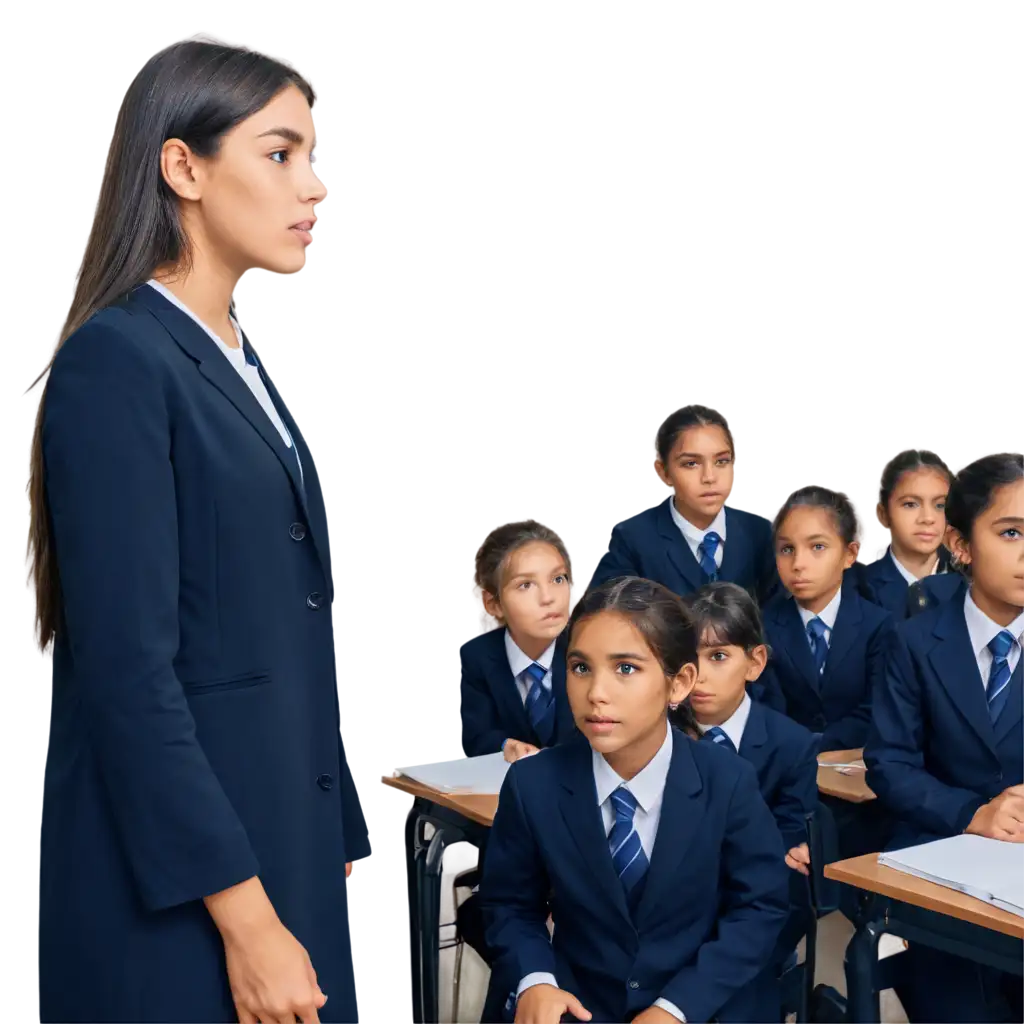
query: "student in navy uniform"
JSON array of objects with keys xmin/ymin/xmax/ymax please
[
  {"xmin": 480, "ymin": 577, "xmax": 789, "ymax": 1024},
  {"xmin": 457, "ymin": 521, "xmax": 578, "ymax": 991},
  {"xmin": 30, "ymin": 42, "xmax": 368, "ymax": 1024},
  {"xmin": 865, "ymin": 453, "xmax": 1024, "ymax": 1023},
  {"xmin": 858, "ymin": 450, "xmax": 952, "ymax": 619},
  {"xmin": 671, "ymin": 582, "xmax": 819, "ymax": 970},
  {"xmin": 589, "ymin": 406, "xmax": 778, "ymax": 606},
  {"xmin": 761, "ymin": 487, "xmax": 895, "ymax": 754}
]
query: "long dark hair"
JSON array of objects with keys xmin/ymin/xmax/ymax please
[
  {"xmin": 570, "ymin": 577, "xmax": 699, "ymax": 732},
  {"xmin": 27, "ymin": 39, "xmax": 315, "ymax": 649},
  {"xmin": 946, "ymin": 453, "xmax": 1024, "ymax": 542}
]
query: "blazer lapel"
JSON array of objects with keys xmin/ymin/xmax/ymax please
[
  {"xmin": 635, "ymin": 731, "xmax": 705, "ymax": 927},
  {"xmin": 822, "ymin": 580, "xmax": 863, "ymax": 687},
  {"xmin": 486, "ymin": 635, "xmax": 533, "ymax": 742},
  {"xmin": 737, "ymin": 699, "xmax": 768, "ymax": 770},
  {"xmin": 558, "ymin": 743, "xmax": 634, "ymax": 929},
  {"xmin": 655, "ymin": 499, "xmax": 702, "ymax": 593},
  {"xmin": 771, "ymin": 599, "xmax": 822, "ymax": 699},
  {"xmin": 927, "ymin": 601, "xmax": 997, "ymax": 753},
  {"xmin": 719, "ymin": 507, "xmax": 749, "ymax": 583},
  {"xmin": 993, "ymin": 660, "xmax": 1023, "ymax": 747}
]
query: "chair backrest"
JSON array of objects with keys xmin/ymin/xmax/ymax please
[{"xmin": 805, "ymin": 804, "xmax": 840, "ymax": 916}]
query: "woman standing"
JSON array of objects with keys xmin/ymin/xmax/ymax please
[{"xmin": 28, "ymin": 40, "xmax": 369, "ymax": 1023}]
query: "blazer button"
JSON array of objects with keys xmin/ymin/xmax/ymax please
[
  {"xmin": 290, "ymin": 522, "xmax": 307, "ymax": 541},
  {"xmin": 628, "ymin": 979, "xmax": 639, "ymax": 990},
  {"xmin": 316, "ymin": 773, "xmax": 334, "ymax": 791},
  {"xmin": 307, "ymin": 592, "xmax": 324, "ymax": 610}
]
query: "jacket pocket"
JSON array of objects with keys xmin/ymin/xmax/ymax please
[{"xmin": 180, "ymin": 671, "xmax": 272, "ymax": 694}]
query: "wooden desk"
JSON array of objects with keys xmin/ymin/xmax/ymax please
[
  {"xmin": 817, "ymin": 748, "xmax": 875, "ymax": 803},
  {"xmin": 826, "ymin": 852, "xmax": 1024, "ymax": 1022},
  {"xmin": 382, "ymin": 774, "xmax": 497, "ymax": 827}
]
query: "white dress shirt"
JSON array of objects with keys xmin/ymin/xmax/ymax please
[
  {"xmin": 504, "ymin": 631, "xmax": 557, "ymax": 705},
  {"xmin": 670, "ymin": 502, "xmax": 726, "ymax": 570},
  {"xmin": 146, "ymin": 281, "xmax": 302, "ymax": 484},
  {"xmin": 888, "ymin": 547, "xmax": 940, "ymax": 586},
  {"xmin": 517, "ymin": 727, "xmax": 687, "ymax": 1021},
  {"xmin": 963, "ymin": 590, "xmax": 1024, "ymax": 687},
  {"xmin": 796, "ymin": 585, "xmax": 842, "ymax": 645},
  {"xmin": 695, "ymin": 692, "xmax": 752, "ymax": 751}
]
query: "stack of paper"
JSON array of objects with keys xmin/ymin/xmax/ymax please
[
  {"xmin": 879, "ymin": 834, "xmax": 1024, "ymax": 918},
  {"xmin": 395, "ymin": 751, "xmax": 510, "ymax": 794}
]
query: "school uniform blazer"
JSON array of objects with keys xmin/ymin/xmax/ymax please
[
  {"xmin": 39, "ymin": 284, "xmax": 368, "ymax": 1023},
  {"xmin": 588, "ymin": 499, "xmax": 779, "ymax": 604},
  {"xmin": 864, "ymin": 599, "xmax": 1024, "ymax": 849},
  {"xmin": 738, "ymin": 700, "xmax": 819, "ymax": 850},
  {"xmin": 479, "ymin": 731, "xmax": 790, "ymax": 1024},
  {"xmin": 906, "ymin": 571, "xmax": 966, "ymax": 618},
  {"xmin": 857, "ymin": 550, "xmax": 954, "ymax": 620},
  {"xmin": 761, "ymin": 576, "xmax": 895, "ymax": 752},
  {"xmin": 460, "ymin": 629, "xmax": 576, "ymax": 757}
]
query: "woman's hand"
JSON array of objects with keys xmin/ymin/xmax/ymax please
[
  {"xmin": 204, "ymin": 877, "xmax": 326, "ymax": 1023},
  {"xmin": 785, "ymin": 842, "xmax": 811, "ymax": 876},
  {"xmin": 514, "ymin": 983, "xmax": 591, "ymax": 1024},
  {"xmin": 504, "ymin": 739, "xmax": 540, "ymax": 762},
  {"xmin": 346, "ymin": 862, "xmax": 352, "ymax": 878},
  {"xmin": 632, "ymin": 1006, "xmax": 680, "ymax": 1024}
]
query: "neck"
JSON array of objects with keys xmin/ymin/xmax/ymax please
[
  {"xmin": 153, "ymin": 251, "xmax": 241, "ymax": 347},
  {"xmin": 694, "ymin": 693, "xmax": 744, "ymax": 728},
  {"xmin": 970, "ymin": 584, "xmax": 1023, "ymax": 630},
  {"xmin": 674, "ymin": 496, "xmax": 717, "ymax": 532},
  {"xmin": 796, "ymin": 579, "xmax": 842, "ymax": 616},
  {"xmin": 604, "ymin": 717, "xmax": 668, "ymax": 781},
  {"xmin": 891, "ymin": 541, "xmax": 938, "ymax": 579},
  {"xmin": 507, "ymin": 626, "xmax": 552, "ymax": 663}
]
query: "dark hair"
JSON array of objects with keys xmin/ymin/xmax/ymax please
[
  {"xmin": 475, "ymin": 521, "xmax": 572, "ymax": 605},
  {"xmin": 27, "ymin": 39, "xmax": 315, "ymax": 649},
  {"xmin": 945, "ymin": 453, "xmax": 1024, "ymax": 542},
  {"xmin": 686, "ymin": 581, "xmax": 766, "ymax": 652},
  {"xmin": 570, "ymin": 577, "xmax": 698, "ymax": 733},
  {"xmin": 773, "ymin": 485, "xmax": 859, "ymax": 546},
  {"xmin": 879, "ymin": 450, "xmax": 952, "ymax": 509},
  {"xmin": 655, "ymin": 405, "xmax": 735, "ymax": 464}
]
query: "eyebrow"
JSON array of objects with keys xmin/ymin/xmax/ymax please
[
  {"xmin": 677, "ymin": 450, "xmax": 731, "ymax": 459},
  {"xmin": 605, "ymin": 651, "xmax": 649, "ymax": 660},
  {"xmin": 257, "ymin": 126, "xmax": 315, "ymax": 147},
  {"xmin": 992, "ymin": 516, "xmax": 1024, "ymax": 526}
]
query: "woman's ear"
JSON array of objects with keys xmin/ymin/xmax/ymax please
[
  {"xmin": 876, "ymin": 502, "xmax": 890, "ymax": 529},
  {"xmin": 654, "ymin": 458, "xmax": 673, "ymax": 488},
  {"xmin": 842, "ymin": 540, "xmax": 860, "ymax": 569},
  {"xmin": 482, "ymin": 589, "xmax": 503, "ymax": 622},
  {"xmin": 160, "ymin": 138, "xmax": 203, "ymax": 201},
  {"xmin": 745, "ymin": 644, "xmax": 768, "ymax": 682},
  {"xmin": 668, "ymin": 662, "xmax": 698, "ymax": 706},
  {"xmin": 948, "ymin": 527, "xmax": 972, "ymax": 568}
]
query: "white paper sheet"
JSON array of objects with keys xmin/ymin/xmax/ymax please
[{"xmin": 395, "ymin": 751, "xmax": 511, "ymax": 794}]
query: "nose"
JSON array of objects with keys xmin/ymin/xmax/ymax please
[
  {"xmin": 701, "ymin": 462, "xmax": 716, "ymax": 484},
  {"xmin": 919, "ymin": 506, "xmax": 936, "ymax": 524},
  {"xmin": 301, "ymin": 162, "xmax": 328, "ymax": 205},
  {"xmin": 537, "ymin": 583, "xmax": 556, "ymax": 606},
  {"xmin": 586, "ymin": 671, "xmax": 610, "ymax": 705}
]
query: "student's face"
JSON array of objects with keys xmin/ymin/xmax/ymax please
[
  {"xmin": 951, "ymin": 479, "xmax": 1024, "ymax": 616},
  {"xmin": 775, "ymin": 507, "xmax": 858, "ymax": 609},
  {"xmin": 689, "ymin": 631, "xmax": 767, "ymax": 724},
  {"xmin": 161, "ymin": 85, "xmax": 326, "ymax": 275},
  {"xmin": 877, "ymin": 468, "xmax": 949, "ymax": 558},
  {"xmin": 655, "ymin": 425, "xmax": 734, "ymax": 523},
  {"xmin": 485, "ymin": 542, "xmax": 571, "ymax": 643},
  {"xmin": 567, "ymin": 611, "xmax": 696, "ymax": 757}
]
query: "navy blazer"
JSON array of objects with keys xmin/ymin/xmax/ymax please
[
  {"xmin": 761, "ymin": 576, "xmax": 895, "ymax": 752},
  {"xmin": 39, "ymin": 285, "xmax": 367, "ymax": 1023},
  {"xmin": 480, "ymin": 731, "xmax": 789, "ymax": 1024},
  {"xmin": 851, "ymin": 548, "xmax": 954, "ymax": 618},
  {"xmin": 738, "ymin": 701, "xmax": 819, "ymax": 850},
  {"xmin": 588, "ymin": 499, "xmax": 779, "ymax": 604},
  {"xmin": 864, "ymin": 597, "xmax": 1024, "ymax": 849},
  {"xmin": 906, "ymin": 571, "xmax": 966, "ymax": 618},
  {"xmin": 460, "ymin": 628, "xmax": 577, "ymax": 757}
]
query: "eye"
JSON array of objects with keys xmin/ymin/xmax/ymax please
[
  {"xmin": 616, "ymin": 663, "xmax": 638, "ymax": 676},
  {"xmin": 679, "ymin": 460, "xmax": 699, "ymax": 469},
  {"xmin": 1001, "ymin": 527, "xmax": 1022, "ymax": 540},
  {"xmin": 716, "ymin": 457, "xmax": 733, "ymax": 467},
  {"xmin": 902, "ymin": 501, "xmax": 919, "ymax": 509},
  {"xmin": 812, "ymin": 542, "xmax": 827, "ymax": 552},
  {"xmin": 779, "ymin": 544, "xmax": 794, "ymax": 556},
  {"xmin": 569, "ymin": 661, "xmax": 589, "ymax": 676},
  {"xmin": 553, "ymin": 574, "xmax": 568, "ymax": 585},
  {"xmin": 310, "ymin": 151, "xmax": 317, "ymax": 165},
  {"xmin": 709, "ymin": 650, "xmax": 728, "ymax": 662},
  {"xmin": 269, "ymin": 150, "xmax": 289, "ymax": 164},
  {"xmin": 936, "ymin": 501, "xmax": 947, "ymax": 510},
  {"xmin": 517, "ymin": 581, "xmax": 533, "ymax": 590}
]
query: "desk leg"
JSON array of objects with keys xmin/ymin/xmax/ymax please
[
  {"xmin": 419, "ymin": 827, "xmax": 449, "ymax": 1024},
  {"xmin": 844, "ymin": 913, "xmax": 884, "ymax": 1024},
  {"xmin": 405, "ymin": 805, "xmax": 425, "ymax": 1024}
]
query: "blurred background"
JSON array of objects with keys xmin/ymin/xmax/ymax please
[{"xmin": 2, "ymin": 3, "xmax": 1020, "ymax": 1019}]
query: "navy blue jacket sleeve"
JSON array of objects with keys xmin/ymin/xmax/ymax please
[
  {"xmin": 480, "ymin": 764, "xmax": 558, "ymax": 982},
  {"xmin": 338, "ymin": 735, "xmax": 371, "ymax": 861},
  {"xmin": 588, "ymin": 522, "xmax": 641, "ymax": 591},
  {"xmin": 660, "ymin": 760, "xmax": 789, "ymax": 1022},
  {"xmin": 865, "ymin": 630, "xmax": 986, "ymax": 836},
  {"xmin": 772, "ymin": 733, "xmax": 819, "ymax": 851},
  {"xmin": 460, "ymin": 645, "xmax": 510, "ymax": 757},
  {"xmin": 43, "ymin": 322, "xmax": 260, "ymax": 912},
  {"xmin": 820, "ymin": 617, "xmax": 893, "ymax": 752}
]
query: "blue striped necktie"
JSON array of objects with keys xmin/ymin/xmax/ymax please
[
  {"xmin": 703, "ymin": 725, "xmax": 736, "ymax": 753},
  {"xmin": 608, "ymin": 787, "xmax": 649, "ymax": 908},
  {"xmin": 523, "ymin": 662, "xmax": 556, "ymax": 746},
  {"xmin": 698, "ymin": 530, "xmax": 722, "ymax": 581},
  {"xmin": 987, "ymin": 630, "xmax": 1018, "ymax": 722},
  {"xmin": 806, "ymin": 617, "xmax": 829, "ymax": 678}
]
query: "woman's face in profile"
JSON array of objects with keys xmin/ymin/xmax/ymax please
[{"xmin": 172, "ymin": 84, "xmax": 327, "ymax": 275}]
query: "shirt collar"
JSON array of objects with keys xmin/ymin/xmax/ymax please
[
  {"xmin": 797, "ymin": 584, "xmax": 842, "ymax": 632},
  {"xmin": 695, "ymin": 691, "xmax": 751, "ymax": 749},
  {"xmin": 147, "ymin": 279, "xmax": 242, "ymax": 353},
  {"xmin": 504, "ymin": 629, "xmax": 557, "ymax": 679},
  {"xmin": 592, "ymin": 724, "xmax": 674, "ymax": 814},
  {"xmin": 888, "ymin": 547, "xmax": 939, "ymax": 586},
  {"xmin": 963, "ymin": 590, "xmax": 1024, "ymax": 659},
  {"xmin": 669, "ymin": 501, "xmax": 727, "ymax": 547}
]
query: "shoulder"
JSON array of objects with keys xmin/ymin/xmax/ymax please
[
  {"xmin": 855, "ymin": 588, "xmax": 896, "ymax": 634},
  {"xmin": 725, "ymin": 506, "xmax": 772, "ymax": 536},
  {"xmin": 687, "ymin": 731, "xmax": 760, "ymax": 793},
  {"xmin": 459, "ymin": 626, "xmax": 504, "ymax": 663},
  {"xmin": 907, "ymin": 573, "xmax": 966, "ymax": 616},
  {"xmin": 895, "ymin": 598, "xmax": 948, "ymax": 650},
  {"xmin": 759, "ymin": 704, "xmax": 817, "ymax": 756},
  {"xmin": 507, "ymin": 740, "xmax": 582, "ymax": 794},
  {"xmin": 612, "ymin": 501, "xmax": 669, "ymax": 536},
  {"xmin": 761, "ymin": 591, "xmax": 794, "ymax": 627}
]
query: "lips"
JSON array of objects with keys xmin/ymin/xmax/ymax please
[
  {"xmin": 585, "ymin": 716, "xmax": 618, "ymax": 734},
  {"xmin": 290, "ymin": 219, "xmax": 316, "ymax": 246}
]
